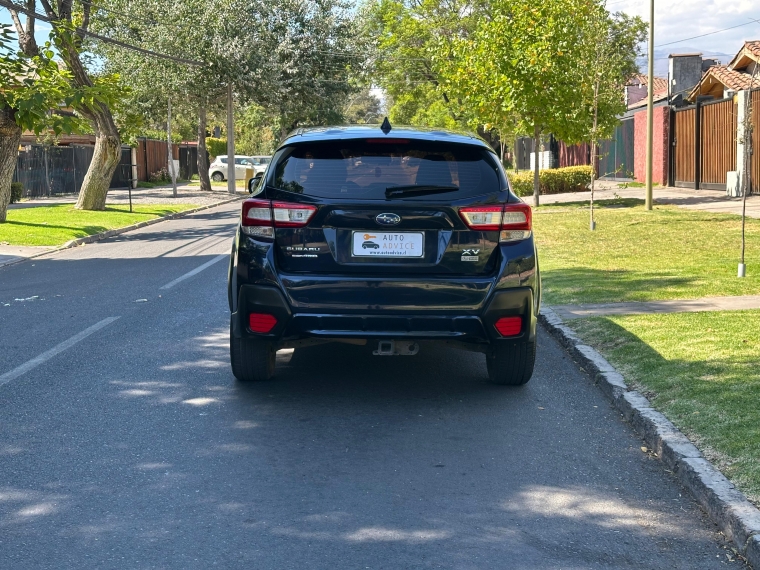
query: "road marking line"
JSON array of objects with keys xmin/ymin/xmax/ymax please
[
  {"xmin": 0, "ymin": 317, "xmax": 120, "ymax": 387},
  {"xmin": 160, "ymin": 254, "xmax": 228, "ymax": 290}
]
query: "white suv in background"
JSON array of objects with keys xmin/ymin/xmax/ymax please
[{"xmin": 209, "ymin": 155, "xmax": 271, "ymax": 182}]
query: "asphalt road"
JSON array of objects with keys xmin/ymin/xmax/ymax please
[{"xmin": 0, "ymin": 202, "xmax": 745, "ymax": 569}]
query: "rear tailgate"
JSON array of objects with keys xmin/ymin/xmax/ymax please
[{"xmin": 264, "ymin": 138, "xmax": 509, "ymax": 276}]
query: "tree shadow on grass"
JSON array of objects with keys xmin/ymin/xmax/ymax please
[
  {"xmin": 542, "ymin": 267, "xmax": 700, "ymax": 305},
  {"xmin": 573, "ymin": 315, "xmax": 760, "ymax": 506}
]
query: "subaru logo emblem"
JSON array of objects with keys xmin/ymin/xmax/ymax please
[{"xmin": 376, "ymin": 213, "xmax": 401, "ymax": 226}]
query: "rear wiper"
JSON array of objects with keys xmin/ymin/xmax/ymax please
[{"xmin": 385, "ymin": 184, "xmax": 459, "ymax": 198}]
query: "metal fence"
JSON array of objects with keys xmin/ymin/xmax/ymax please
[
  {"xmin": 12, "ymin": 144, "xmax": 133, "ymax": 198},
  {"xmin": 597, "ymin": 118, "xmax": 635, "ymax": 179}
]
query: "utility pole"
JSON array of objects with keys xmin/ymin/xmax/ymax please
[
  {"xmin": 645, "ymin": 0, "xmax": 654, "ymax": 210},
  {"xmin": 227, "ymin": 83, "xmax": 236, "ymax": 195}
]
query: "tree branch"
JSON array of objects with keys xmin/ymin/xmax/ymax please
[
  {"xmin": 8, "ymin": 8, "xmax": 24, "ymax": 37},
  {"xmin": 38, "ymin": 0, "xmax": 55, "ymax": 19},
  {"xmin": 79, "ymin": 1, "xmax": 91, "ymax": 38}
]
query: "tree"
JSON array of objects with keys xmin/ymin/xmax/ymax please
[
  {"xmin": 8, "ymin": 0, "xmax": 126, "ymax": 211},
  {"xmin": 92, "ymin": 0, "xmax": 244, "ymax": 193},
  {"xmin": 256, "ymin": 0, "xmax": 366, "ymax": 139},
  {"xmin": 433, "ymin": 0, "xmax": 645, "ymax": 206},
  {"xmin": 577, "ymin": 8, "xmax": 646, "ymax": 229},
  {"xmin": 344, "ymin": 89, "xmax": 382, "ymax": 124},
  {"xmin": 366, "ymin": 0, "xmax": 482, "ymax": 129},
  {"xmin": 0, "ymin": 23, "xmax": 80, "ymax": 222}
]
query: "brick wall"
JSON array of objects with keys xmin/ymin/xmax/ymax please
[{"xmin": 633, "ymin": 106, "xmax": 670, "ymax": 184}]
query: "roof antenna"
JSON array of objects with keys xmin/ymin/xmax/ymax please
[{"xmin": 380, "ymin": 116, "xmax": 392, "ymax": 135}]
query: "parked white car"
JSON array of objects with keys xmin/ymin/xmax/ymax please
[{"xmin": 209, "ymin": 155, "xmax": 271, "ymax": 182}]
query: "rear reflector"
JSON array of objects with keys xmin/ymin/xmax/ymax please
[
  {"xmin": 249, "ymin": 313, "xmax": 277, "ymax": 333},
  {"xmin": 494, "ymin": 316, "xmax": 522, "ymax": 337}
]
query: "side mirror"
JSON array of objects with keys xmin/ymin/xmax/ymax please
[{"xmin": 248, "ymin": 172, "xmax": 264, "ymax": 193}]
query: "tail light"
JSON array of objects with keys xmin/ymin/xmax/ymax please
[
  {"xmin": 249, "ymin": 313, "xmax": 277, "ymax": 333},
  {"xmin": 459, "ymin": 203, "xmax": 532, "ymax": 242},
  {"xmin": 494, "ymin": 316, "xmax": 522, "ymax": 337},
  {"xmin": 272, "ymin": 202, "xmax": 317, "ymax": 227},
  {"xmin": 241, "ymin": 199, "xmax": 316, "ymax": 238}
]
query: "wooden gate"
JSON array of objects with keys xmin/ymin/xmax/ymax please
[
  {"xmin": 700, "ymin": 98, "xmax": 737, "ymax": 190},
  {"xmin": 673, "ymin": 107, "xmax": 696, "ymax": 187},
  {"xmin": 752, "ymin": 89, "xmax": 760, "ymax": 194}
]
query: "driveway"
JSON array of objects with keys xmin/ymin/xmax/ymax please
[{"xmin": 0, "ymin": 202, "xmax": 743, "ymax": 568}]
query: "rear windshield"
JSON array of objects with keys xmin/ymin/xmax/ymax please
[{"xmin": 268, "ymin": 139, "xmax": 505, "ymax": 200}]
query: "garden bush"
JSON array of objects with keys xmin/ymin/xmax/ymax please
[
  {"xmin": 205, "ymin": 137, "xmax": 227, "ymax": 160},
  {"xmin": 10, "ymin": 182, "xmax": 24, "ymax": 204},
  {"xmin": 508, "ymin": 165, "xmax": 594, "ymax": 197},
  {"xmin": 149, "ymin": 168, "xmax": 170, "ymax": 183}
]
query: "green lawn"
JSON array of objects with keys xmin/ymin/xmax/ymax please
[
  {"xmin": 1, "ymin": 204, "xmax": 198, "ymax": 246},
  {"xmin": 534, "ymin": 199, "xmax": 760, "ymax": 304},
  {"xmin": 569, "ymin": 311, "xmax": 760, "ymax": 506}
]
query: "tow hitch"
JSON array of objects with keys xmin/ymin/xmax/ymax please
[{"xmin": 373, "ymin": 340, "xmax": 419, "ymax": 356}]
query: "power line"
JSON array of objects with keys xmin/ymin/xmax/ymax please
[
  {"xmin": 654, "ymin": 19, "xmax": 760, "ymax": 48},
  {"xmin": 0, "ymin": 0, "xmax": 204, "ymax": 66}
]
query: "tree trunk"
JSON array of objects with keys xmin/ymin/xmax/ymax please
[
  {"xmin": 167, "ymin": 99, "xmax": 178, "ymax": 198},
  {"xmin": 533, "ymin": 125, "xmax": 540, "ymax": 207},
  {"xmin": 74, "ymin": 131, "xmax": 121, "ymax": 210},
  {"xmin": 197, "ymin": 105, "xmax": 211, "ymax": 192},
  {"xmin": 54, "ymin": 32, "xmax": 121, "ymax": 211},
  {"xmin": 0, "ymin": 105, "xmax": 22, "ymax": 223}
]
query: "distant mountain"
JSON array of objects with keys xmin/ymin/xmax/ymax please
[{"xmin": 637, "ymin": 46, "xmax": 733, "ymax": 78}]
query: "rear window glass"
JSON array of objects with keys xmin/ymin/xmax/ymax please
[{"xmin": 269, "ymin": 139, "xmax": 505, "ymax": 199}]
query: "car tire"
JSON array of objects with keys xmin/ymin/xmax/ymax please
[
  {"xmin": 230, "ymin": 321, "xmax": 276, "ymax": 382},
  {"xmin": 486, "ymin": 341, "xmax": 535, "ymax": 386},
  {"xmin": 211, "ymin": 172, "xmax": 224, "ymax": 182}
]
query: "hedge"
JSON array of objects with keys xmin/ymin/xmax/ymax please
[
  {"xmin": 205, "ymin": 137, "xmax": 227, "ymax": 160},
  {"xmin": 10, "ymin": 182, "xmax": 23, "ymax": 204},
  {"xmin": 508, "ymin": 165, "xmax": 594, "ymax": 197}
]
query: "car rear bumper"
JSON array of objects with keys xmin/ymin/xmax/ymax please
[{"xmin": 231, "ymin": 283, "xmax": 537, "ymax": 347}]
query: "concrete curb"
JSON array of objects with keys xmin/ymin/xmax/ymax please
[
  {"xmin": 540, "ymin": 307, "xmax": 760, "ymax": 568},
  {"xmin": 0, "ymin": 195, "xmax": 243, "ymax": 270}
]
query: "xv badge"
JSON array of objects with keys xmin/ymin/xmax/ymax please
[{"xmin": 461, "ymin": 249, "xmax": 479, "ymax": 262}]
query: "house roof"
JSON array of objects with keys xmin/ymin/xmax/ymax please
[
  {"xmin": 728, "ymin": 41, "xmax": 760, "ymax": 71},
  {"xmin": 626, "ymin": 74, "xmax": 669, "ymax": 109},
  {"xmin": 687, "ymin": 65, "xmax": 757, "ymax": 101},
  {"xmin": 629, "ymin": 74, "xmax": 669, "ymax": 95}
]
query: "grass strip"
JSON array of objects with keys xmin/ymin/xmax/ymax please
[
  {"xmin": 0, "ymin": 204, "xmax": 199, "ymax": 246},
  {"xmin": 533, "ymin": 200, "xmax": 760, "ymax": 304},
  {"xmin": 569, "ymin": 311, "xmax": 760, "ymax": 507}
]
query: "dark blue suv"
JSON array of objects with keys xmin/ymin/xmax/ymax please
[{"xmin": 228, "ymin": 125, "xmax": 540, "ymax": 385}]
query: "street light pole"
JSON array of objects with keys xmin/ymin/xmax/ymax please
[
  {"xmin": 227, "ymin": 83, "xmax": 236, "ymax": 195},
  {"xmin": 645, "ymin": 0, "xmax": 654, "ymax": 210}
]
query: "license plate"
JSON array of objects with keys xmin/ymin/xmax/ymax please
[{"xmin": 352, "ymin": 231, "xmax": 424, "ymax": 258}]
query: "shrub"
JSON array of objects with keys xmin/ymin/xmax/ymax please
[
  {"xmin": 10, "ymin": 182, "xmax": 24, "ymax": 204},
  {"xmin": 205, "ymin": 137, "xmax": 227, "ymax": 160},
  {"xmin": 149, "ymin": 167, "xmax": 170, "ymax": 183},
  {"xmin": 507, "ymin": 165, "xmax": 594, "ymax": 197}
]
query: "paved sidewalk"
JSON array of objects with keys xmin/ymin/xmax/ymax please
[
  {"xmin": 540, "ymin": 183, "xmax": 760, "ymax": 219},
  {"xmin": 8, "ymin": 184, "xmax": 243, "ymax": 209},
  {"xmin": 551, "ymin": 294, "xmax": 760, "ymax": 320}
]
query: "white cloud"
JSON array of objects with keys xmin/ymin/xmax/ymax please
[{"xmin": 613, "ymin": 0, "xmax": 759, "ymax": 60}]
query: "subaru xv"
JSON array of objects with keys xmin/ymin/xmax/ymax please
[{"xmin": 228, "ymin": 124, "xmax": 540, "ymax": 385}]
